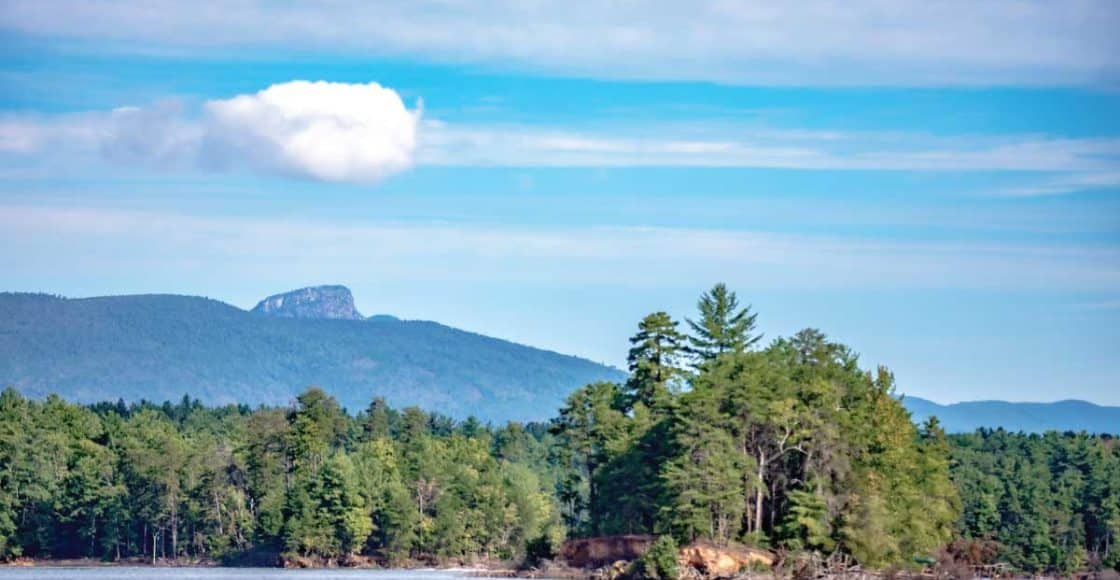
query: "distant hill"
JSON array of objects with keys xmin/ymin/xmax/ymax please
[
  {"xmin": 0, "ymin": 288, "xmax": 625, "ymax": 422},
  {"xmin": 4, "ymin": 287, "xmax": 1114, "ymax": 430},
  {"xmin": 903, "ymin": 396, "xmax": 1120, "ymax": 434}
]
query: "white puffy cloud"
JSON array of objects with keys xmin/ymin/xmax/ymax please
[
  {"xmin": 201, "ymin": 81, "xmax": 420, "ymax": 182},
  {"xmin": 0, "ymin": 81, "xmax": 421, "ymax": 184}
]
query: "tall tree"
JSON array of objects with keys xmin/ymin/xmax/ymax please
[
  {"xmin": 626, "ymin": 312, "xmax": 686, "ymax": 411},
  {"xmin": 686, "ymin": 283, "xmax": 761, "ymax": 363},
  {"xmin": 287, "ymin": 388, "xmax": 347, "ymax": 471},
  {"xmin": 661, "ymin": 384, "xmax": 748, "ymax": 544},
  {"xmin": 550, "ymin": 382, "xmax": 629, "ymax": 535}
]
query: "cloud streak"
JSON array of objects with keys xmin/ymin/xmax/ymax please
[
  {"xmin": 2, "ymin": 205, "xmax": 1116, "ymax": 293},
  {"xmin": 7, "ymin": 104, "xmax": 1118, "ymax": 193},
  {"xmin": 419, "ymin": 122, "xmax": 1120, "ymax": 175},
  {"xmin": 2, "ymin": 1, "xmax": 1118, "ymax": 87}
]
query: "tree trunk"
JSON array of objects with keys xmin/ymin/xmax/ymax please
[
  {"xmin": 755, "ymin": 450, "xmax": 766, "ymax": 534},
  {"xmin": 741, "ymin": 440, "xmax": 753, "ymax": 534},
  {"xmin": 769, "ymin": 479, "xmax": 778, "ymax": 531}
]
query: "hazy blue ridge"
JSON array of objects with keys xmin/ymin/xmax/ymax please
[
  {"xmin": 903, "ymin": 395, "xmax": 1120, "ymax": 434},
  {"xmin": 3, "ymin": 289, "xmax": 1115, "ymax": 431},
  {"xmin": 0, "ymin": 289, "xmax": 625, "ymax": 422}
]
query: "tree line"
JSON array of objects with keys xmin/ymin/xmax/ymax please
[
  {"xmin": 0, "ymin": 388, "xmax": 563, "ymax": 565},
  {"xmin": 950, "ymin": 429, "xmax": 1120, "ymax": 573},
  {"xmin": 0, "ymin": 283, "xmax": 1117, "ymax": 573}
]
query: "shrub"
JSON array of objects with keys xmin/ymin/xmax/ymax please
[
  {"xmin": 637, "ymin": 535, "xmax": 679, "ymax": 580},
  {"xmin": 522, "ymin": 534, "xmax": 556, "ymax": 569}
]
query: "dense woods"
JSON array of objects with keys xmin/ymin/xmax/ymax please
[
  {"xmin": 1, "ymin": 284, "xmax": 1117, "ymax": 573},
  {"xmin": 950, "ymin": 429, "xmax": 1120, "ymax": 573}
]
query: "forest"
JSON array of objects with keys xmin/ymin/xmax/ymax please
[{"xmin": 1, "ymin": 285, "xmax": 1117, "ymax": 574}]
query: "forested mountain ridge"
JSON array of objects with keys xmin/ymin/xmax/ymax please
[
  {"xmin": 903, "ymin": 396, "xmax": 1120, "ymax": 434},
  {"xmin": 0, "ymin": 290, "xmax": 624, "ymax": 422}
]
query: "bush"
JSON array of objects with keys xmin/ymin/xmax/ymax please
[
  {"xmin": 637, "ymin": 535, "xmax": 679, "ymax": 580},
  {"xmin": 522, "ymin": 534, "xmax": 557, "ymax": 569}
]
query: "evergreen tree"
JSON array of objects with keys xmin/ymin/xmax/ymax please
[
  {"xmin": 550, "ymin": 382, "xmax": 629, "ymax": 535},
  {"xmin": 626, "ymin": 312, "xmax": 686, "ymax": 411},
  {"xmin": 686, "ymin": 283, "xmax": 761, "ymax": 363},
  {"xmin": 661, "ymin": 384, "xmax": 747, "ymax": 544},
  {"xmin": 778, "ymin": 484, "xmax": 832, "ymax": 553}
]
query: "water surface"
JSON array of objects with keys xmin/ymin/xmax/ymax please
[{"xmin": 0, "ymin": 568, "xmax": 505, "ymax": 580}]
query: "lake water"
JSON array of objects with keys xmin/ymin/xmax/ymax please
[{"xmin": 0, "ymin": 569, "xmax": 510, "ymax": 580}]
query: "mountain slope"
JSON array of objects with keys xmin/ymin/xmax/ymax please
[
  {"xmin": 0, "ymin": 290, "xmax": 624, "ymax": 422},
  {"xmin": 903, "ymin": 396, "xmax": 1120, "ymax": 434}
]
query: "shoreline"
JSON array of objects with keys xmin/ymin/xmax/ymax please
[{"xmin": 0, "ymin": 557, "xmax": 513, "ymax": 572}]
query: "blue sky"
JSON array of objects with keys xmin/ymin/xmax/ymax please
[{"xmin": 1, "ymin": 1, "xmax": 1118, "ymax": 404}]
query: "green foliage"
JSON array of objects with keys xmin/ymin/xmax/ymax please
[
  {"xmin": 550, "ymin": 287, "xmax": 964, "ymax": 570},
  {"xmin": 950, "ymin": 429, "xmax": 1120, "ymax": 574},
  {"xmin": 637, "ymin": 535, "xmax": 679, "ymax": 580},
  {"xmin": 282, "ymin": 453, "xmax": 371, "ymax": 559},
  {"xmin": 0, "ymin": 387, "xmax": 561, "ymax": 565},
  {"xmin": 778, "ymin": 485, "xmax": 833, "ymax": 553},
  {"xmin": 660, "ymin": 385, "xmax": 747, "ymax": 544},
  {"xmin": 551, "ymin": 381, "xmax": 630, "ymax": 535},
  {"xmin": 686, "ymin": 282, "xmax": 760, "ymax": 363},
  {"xmin": 626, "ymin": 312, "xmax": 687, "ymax": 411}
]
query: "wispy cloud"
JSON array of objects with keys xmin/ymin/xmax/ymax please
[
  {"xmin": 995, "ymin": 171, "xmax": 1120, "ymax": 197},
  {"xmin": 420, "ymin": 122, "xmax": 1120, "ymax": 175},
  {"xmin": 2, "ymin": 0, "xmax": 1117, "ymax": 86},
  {"xmin": 2, "ymin": 204, "xmax": 1116, "ymax": 292},
  {"xmin": 6, "ymin": 99, "xmax": 1117, "ymax": 193}
]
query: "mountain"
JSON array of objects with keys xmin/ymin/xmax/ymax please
[
  {"xmin": 251, "ymin": 284, "xmax": 363, "ymax": 320},
  {"xmin": 903, "ymin": 396, "xmax": 1120, "ymax": 434},
  {"xmin": 4, "ymin": 287, "xmax": 1113, "ymax": 430},
  {"xmin": 0, "ymin": 288, "xmax": 625, "ymax": 422}
]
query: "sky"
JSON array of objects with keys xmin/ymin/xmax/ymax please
[{"xmin": 1, "ymin": 1, "xmax": 1118, "ymax": 405}]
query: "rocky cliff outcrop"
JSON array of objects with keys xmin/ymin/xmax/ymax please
[
  {"xmin": 678, "ymin": 541, "xmax": 774, "ymax": 576},
  {"xmin": 561, "ymin": 535, "xmax": 655, "ymax": 568},
  {"xmin": 251, "ymin": 285, "xmax": 363, "ymax": 320},
  {"xmin": 559, "ymin": 536, "xmax": 775, "ymax": 578}
]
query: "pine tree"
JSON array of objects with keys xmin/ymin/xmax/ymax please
[
  {"xmin": 362, "ymin": 397, "xmax": 392, "ymax": 441},
  {"xmin": 550, "ymin": 382, "xmax": 629, "ymax": 535},
  {"xmin": 626, "ymin": 312, "xmax": 686, "ymax": 411},
  {"xmin": 778, "ymin": 484, "xmax": 833, "ymax": 553},
  {"xmin": 686, "ymin": 283, "xmax": 761, "ymax": 364},
  {"xmin": 661, "ymin": 384, "xmax": 747, "ymax": 544}
]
